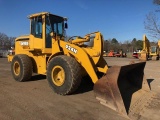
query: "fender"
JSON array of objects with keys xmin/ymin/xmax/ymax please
[{"xmin": 47, "ymin": 52, "xmax": 63, "ymax": 65}]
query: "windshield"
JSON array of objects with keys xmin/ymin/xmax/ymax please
[
  {"xmin": 47, "ymin": 14, "xmax": 64, "ymax": 37},
  {"xmin": 151, "ymin": 46, "xmax": 156, "ymax": 53}
]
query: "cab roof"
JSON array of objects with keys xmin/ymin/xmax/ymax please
[{"xmin": 28, "ymin": 12, "xmax": 67, "ymax": 20}]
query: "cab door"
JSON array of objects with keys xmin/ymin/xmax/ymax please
[{"xmin": 30, "ymin": 16, "xmax": 43, "ymax": 49}]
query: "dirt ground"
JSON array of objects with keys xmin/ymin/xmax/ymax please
[{"xmin": 0, "ymin": 57, "xmax": 160, "ymax": 120}]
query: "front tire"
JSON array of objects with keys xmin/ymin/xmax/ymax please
[
  {"xmin": 47, "ymin": 55, "xmax": 82, "ymax": 95},
  {"xmin": 11, "ymin": 54, "xmax": 32, "ymax": 82}
]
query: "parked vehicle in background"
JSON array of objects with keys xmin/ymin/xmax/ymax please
[
  {"xmin": 0, "ymin": 47, "xmax": 15, "ymax": 58},
  {"xmin": 115, "ymin": 52, "xmax": 127, "ymax": 57},
  {"xmin": 0, "ymin": 49, "xmax": 8, "ymax": 58},
  {"xmin": 107, "ymin": 50, "xmax": 115, "ymax": 57},
  {"xmin": 132, "ymin": 52, "xmax": 138, "ymax": 58},
  {"xmin": 103, "ymin": 51, "xmax": 107, "ymax": 57},
  {"xmin": 2, "ymin": 50, "xmax": 9, "ymax": 57},
  {"xmin": 139, "ymin": 35, "xmax": 159, "ymax": 60},
  {"xmin": 8, "ymin": 49, "xmax": 15, "ymax": 55}
]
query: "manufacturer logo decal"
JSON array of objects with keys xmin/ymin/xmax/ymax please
[
  {"xmin": 66, "ymin": 44, "xmax": 78, "ymax": 54},
  {"xmin": 20, "ymin": 41, "xmax": 29, "ymax": 46}
]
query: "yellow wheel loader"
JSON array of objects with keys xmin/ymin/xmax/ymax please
[
  {"xmin": 139, "ymin": 35, "xmax": 159, "ymax": 61},
  {"xmin": 8, "ymin": 12, "xmax": 152, "ymax": 119}
]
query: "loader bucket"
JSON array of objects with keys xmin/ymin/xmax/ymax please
[{"xmin": 94, "ymin": 62, "xmax": 151, "ymax": 118}]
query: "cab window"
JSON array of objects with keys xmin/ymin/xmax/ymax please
[{"xmin": 31, "ymin": 16, "xmax": 42, "ymax": 38}]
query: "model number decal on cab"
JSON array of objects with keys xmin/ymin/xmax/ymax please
[
  {"xmin": 66, "ymin": 44, "xmax": 78, "ymax": 54},
  {"xmin": 20, "ymin": 41, "xmax": 29, "ymax": 46}
]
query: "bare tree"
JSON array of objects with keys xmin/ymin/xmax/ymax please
[
  {"xmin": 103, "ymin": 39, "xmax": 112, "ymax": 52},
  {"xmin": 5, "ymin": 37, "xmax": 15, "ymax": 48},
  {"xmin": 123, "ymin": 40, "xmax": 132, "ymax": 52},
  {"xmin": 0, "ymin": 33, "xmax": 8, "ymax": 49},
  {"xmin": 144, "ymin": 12, "xmax": 160, "ymax": 39},
  {"xmin": 0, "ymin": 32, "xmax": 15, "ymax": 49},
  {"xmin": 153, "ymin": 0, "xmax": 160, "ymax": 5},
  {"xmin": 144, "ymin": 0, "xmax": 160, "ymax": 39}
]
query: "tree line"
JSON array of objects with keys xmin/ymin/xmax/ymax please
[
  {"xmin": 103, "ymin": 37, "xmax": 158, "ymax": 53},
  {"xmin": 0, "ymin": 31, "xmax": 157, "ymax": 53},
  {"xmin": 103, "ymin": 38, "xmax": 144, "ymax": 53},
  {"xmin": 0, "ymin": 32, "xmax": 15, "ymax": 50}
]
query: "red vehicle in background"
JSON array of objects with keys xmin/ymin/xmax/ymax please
[
  {"xmin": 115, "ymin": 52, "xmax": 127, "ymax": 57},
  {"xmin": 132, "ymin": 52, "xmax": 138, "ymax": 58},
  {"xmin": 107, "ymin": 50, "xmax": 115, "ymax": 57},
  {"xmin": 115, "ymin": 49, "xmax": 127, "ymax": 57}
]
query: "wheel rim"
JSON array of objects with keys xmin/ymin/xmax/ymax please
[
  {"xmin": 51, "ymin": 66, "xmax": 65, "ymax": 86},
  {"xmin": 13, "ymin": 61, "xmax": 20, "ymax": 76}
]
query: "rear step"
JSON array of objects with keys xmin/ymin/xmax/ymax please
[{"xmin": 94, "ymin": 62, "xmax": 154, "ymax": 119}]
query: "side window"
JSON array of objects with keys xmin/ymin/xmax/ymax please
[
  {"xmin": 58, "ymin": 23, "xmax": 63, "ymax": 35},
  {"xmin": 46, "ymin": 17, "xmax": 52, "ymax": 35},
  {"xmin": 53, "ymin": 23, "xmax": 63, "ymax": 35},
  {"xmin": 31, "ymin": 19, "xmax": 35, "ymax": 35},
  {"xmin": 31, "ymin": 16, "xmax": 42, "ymax": 38}
]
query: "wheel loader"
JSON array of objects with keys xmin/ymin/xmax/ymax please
[
  {"xmin": 8, "ymin": 12, "xmax": 153, "ymax": 119},
  {"xmin": 139, "ymin": 35, "xmax": 160, "ymax": 61}
]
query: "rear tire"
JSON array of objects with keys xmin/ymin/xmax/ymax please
[
  {"xmin": 11, "ymin": 54, "xmax": 32, "ymax": 82},
  {"xmin": 152, "ymin": 56, "xmax": 159, "ymax": 60},
  {"xmin": 47, "ymin": 55, "xmax": 82, "ymax": 95}
]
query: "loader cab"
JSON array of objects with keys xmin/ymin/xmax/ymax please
[
  {"xmin": 29, "ymin": 12, "xmax": 67, "ymax": 53},
  {"xmin": 45, "ymin": 14, "xmax": 67, "ymax": 48},
  {"xmin": 150, "ymin": 46, "xmax": 157, "ymax": 53},
  {"xmin": 150, "ymin": 46, "xmax": 158, "ymax": 56}
]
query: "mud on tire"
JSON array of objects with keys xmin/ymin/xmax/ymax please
[
  {"xmin": 11, "ymin": 54, "xmax": 32, "ymax": 82},
  {"xmin": 47, "ymin": 55, "xmax": 82, "ymax": 95}
]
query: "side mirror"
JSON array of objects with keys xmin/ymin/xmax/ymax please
[{"xmin": 65, "ymin": 23, "xmax": 68, "ymax": 29}]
